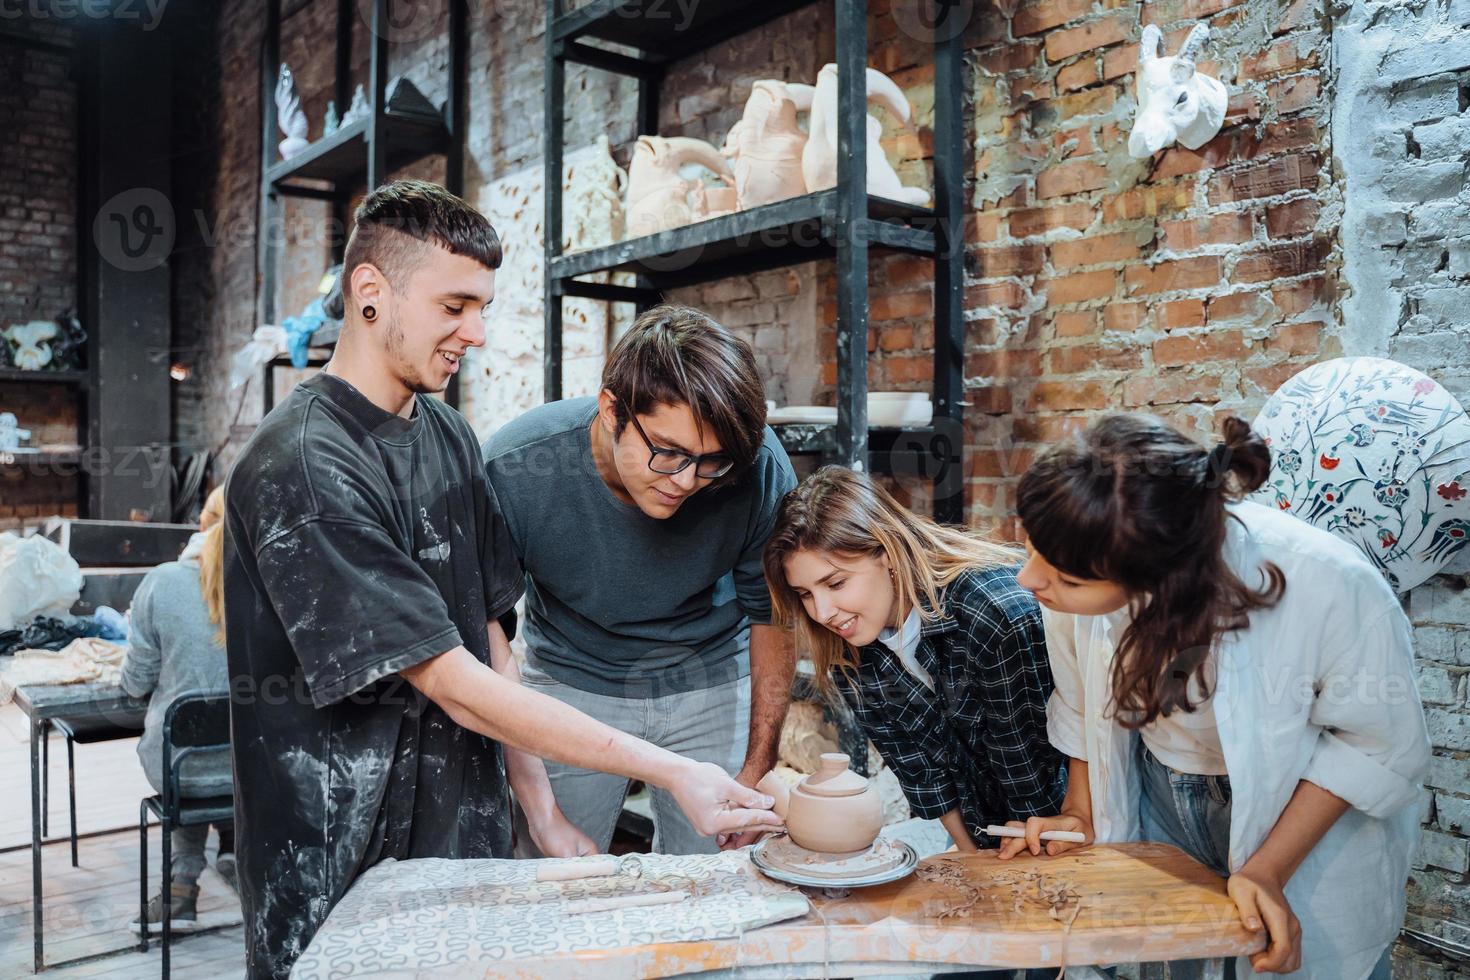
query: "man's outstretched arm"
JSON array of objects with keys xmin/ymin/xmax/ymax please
[{"xmin": 401, "ymin": 644, "xmax": 782, "ymax": 840}]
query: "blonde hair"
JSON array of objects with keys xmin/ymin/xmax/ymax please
[
  {"xmin": 198, "ymin": 487, "xmax": 226, "ymax": 645},
  {"xmin": 763, "ymin": 467, "xmax": 1021, "ymax": 695},
  {"xmin": 199, "ymin": 485, "xmax": 225, "ymax": 532}
]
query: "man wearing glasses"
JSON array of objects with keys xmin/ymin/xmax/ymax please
[{"xmin": 484, "ymin": 304, "xmax": 798, "ymax": 854}]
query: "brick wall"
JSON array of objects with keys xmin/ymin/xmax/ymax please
[
  {"xmin": 0, "ymin": 39, "xmax": 75, "ymax": 327},
  {"xmin": 850, "ymin": 0, "xmax": 1336, "ymax": 532},
  {"xmin": 1333, "ymin": 0, "xmax": 1470, "ymax": 971},
  {"xmin": 0, "ymin": 383, "xmax": 82, "ymax": 530},
  {"xmin": 0, "ymin": 28, "xmax": 80, "ymax": 523}
]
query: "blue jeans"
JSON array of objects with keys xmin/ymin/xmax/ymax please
[
  {"xmin": 1140, "ymin": 745, "xmax": 1396, "ymax": 980},
  {"xmin": 1139, "ymin": 743, "xmax": 1234, "ymax": 980}
]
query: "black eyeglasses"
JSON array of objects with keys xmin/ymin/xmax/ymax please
[{"xmin": 626, "ymin": 412, "xmax": 734, "ymax": 479}]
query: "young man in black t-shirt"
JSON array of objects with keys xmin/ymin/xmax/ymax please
[{"xmin": 224, "ymin": 180, "xmax": 780, "ymax": 980}]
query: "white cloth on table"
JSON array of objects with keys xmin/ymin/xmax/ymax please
[
  {"xmin": 0, "ymin": 637, "xmax": 126, "ymax": 703},
  {"xmin": 289, "ymin": 850, "xmax": 809, "ymax": 979}
]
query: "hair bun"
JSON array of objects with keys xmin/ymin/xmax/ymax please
[{"xmin": 1214, "ymin": 416, "xmax": 1271, "ymax": 494}]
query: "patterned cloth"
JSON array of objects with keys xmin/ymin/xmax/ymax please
[
  {"xmin": 833, "ymin": 565, "xmax": 1066, "ymax": 846},
  {"xmin": 289, "ymin": 851, "xmax": 809, "ymax": 979}
]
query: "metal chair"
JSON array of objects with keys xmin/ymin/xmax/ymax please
[
  {"xmin": 136, "ymin": 691, "xmax": 233, "ymax": 979},
  {"xmin": 41, "ymin": 707, "xmax": 147, "ymax": 866}
]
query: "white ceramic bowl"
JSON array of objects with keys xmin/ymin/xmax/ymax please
[{"xmin": 868, "ymin": 391, "xmax": 931, "ymax": 428}]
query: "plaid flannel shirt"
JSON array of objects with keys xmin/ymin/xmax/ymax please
[{"xmin": 832, "ymin": 564, "xmax": 1066, "ymax": 847}]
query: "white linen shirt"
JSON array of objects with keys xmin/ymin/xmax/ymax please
[{"xmin": 1042, "ymin": 501, "xmax": 1431, "ymax": 980}]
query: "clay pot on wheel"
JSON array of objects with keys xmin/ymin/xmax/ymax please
[{"xmin": 757, "ymin": 753, "xmax": 884, "ymax": 854}]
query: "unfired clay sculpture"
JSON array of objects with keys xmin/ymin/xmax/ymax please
[
  {"xmin": 690, "ymin": 177, "xmax": 737, "ymax": 220},
  {"xmin": 758, "ymin": 752, "xmax": 885, "ymax": 854},
  {"xmin": 341, "ymin": 84, "xmax": 370, "ymax": 127},
  {"xmin": 803, "ymin": 64, "xmax": 930, "ymax": 207},
  {"xmin": 3, "ymin": 320, "xmax": 59, "ymax": 370},
  {"xmin": 275, "ymin": 65, "xmax": 309, "ymax": 160},
  {"xmin": 721, "ymin": 80, "xmax": 816, "ymax": 210},
  {"xmin": 0, "ymin": 413, "xmax": 31, "ymax": 452},
  {"xmin": 1127, "ymin": 23, "xmax": 1228, "ymax": 159},
  {"xmin": 624, "ymin": 135, "xmax": 735, "ymax": 239}
]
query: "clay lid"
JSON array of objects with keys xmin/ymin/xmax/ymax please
[{"xmin": 801, "ymin": 753, "xmax": 869, "ymax": 798}]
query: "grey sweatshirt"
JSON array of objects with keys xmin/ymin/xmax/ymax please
[{"xmin": 119, "ymin": 560, "xmax": 232, "ymax": 797}]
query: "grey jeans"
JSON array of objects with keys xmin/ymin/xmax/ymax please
[
  {"xmin": 168, "ymin": 822, "xmax": 231, "ymax": 889},
  {"xmin": 515, "ymin": 661, "xmax": 751, "ymax": 855}
]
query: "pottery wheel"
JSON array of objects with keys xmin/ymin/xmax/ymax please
[{"xmin": 750, "ymin": 835, "xmax": 918, "ymax": 889}]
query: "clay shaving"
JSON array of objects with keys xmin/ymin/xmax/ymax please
[{"xmin": 916, "ymin": 858, "xmax": 1087, "ymax": 979}]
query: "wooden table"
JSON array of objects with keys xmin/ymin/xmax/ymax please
[
  {"xmin": 301, "ymin": 843, "xmax": 1264, "ymax": 978},
  {"xmin": 573, "ymin": 843, "xmax": 1264, "ymax": 978},
  {"xmin": 12, "ymin": 680, "xmax": 148, "ymax": 973}
]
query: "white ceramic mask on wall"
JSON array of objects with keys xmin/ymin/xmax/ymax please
[
  {"xmin": 803, "ymin": 64, "xmax": 930, "ymax": 207},
  {"xmin": 276, "ymin": 64, "xmax": 310, "ymax": 160},
  {"xmin": 721, "ymin": 79, "xmax": 816, "ymax": 210},
  {"xmin": 1127, "ymin": 24, "xmax": 1228, "ymax": 159},
  {"xmin": 624, "ymin": 135, "xmax": 734, "ymax": 239},
  {"xmin": 3, "ymin": 320, "xmax": 59, "ymax": 370}
]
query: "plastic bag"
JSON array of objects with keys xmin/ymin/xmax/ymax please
[{"xmin": 0, "ymin": 532, "xmax": 83, "ymax": 631}]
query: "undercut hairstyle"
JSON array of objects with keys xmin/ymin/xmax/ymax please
[
  {"xmin": 602, "ymin": 304, "xmax": 768, "ymax": 480},
  {"xmin": 1016, "ymin": 414, "xmax": 1285, "ymax": 729},
  {"xmin": 341, "ymin": 179, "xmax": 502, "ymax": 299}
]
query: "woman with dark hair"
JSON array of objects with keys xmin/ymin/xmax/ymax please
[
  {"xmin": 764, "ymin": 468, "xmax": 1066, "ymax": 854},
  {"xmin": 1004, "ymin": 414, "xmax": 1430, "ymax": 980}
]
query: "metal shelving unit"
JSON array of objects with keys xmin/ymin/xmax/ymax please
[
  {"xmin": 255, "ymin": 0, "xmax": 468, "ymax": 413},
  {"xmin": 541, "ymin": 0, "xmax": 967, "ymax": 522}
]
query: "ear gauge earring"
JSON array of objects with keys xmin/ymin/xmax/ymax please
[{"xmin": 362, "ymin": 305, "xmax": 377, "ymax": 321}]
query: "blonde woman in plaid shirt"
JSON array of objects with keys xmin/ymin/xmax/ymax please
[{"xmin": 764, "ymin": 467, "xmax": 1067, "ymax": 862}]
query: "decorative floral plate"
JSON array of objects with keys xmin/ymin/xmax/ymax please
[{"xmin": 1250, "ymin": 357, "xmax": 1470, "ymax": 593}]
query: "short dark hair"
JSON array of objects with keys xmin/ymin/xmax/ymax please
[
  {"xmin": 342, "ymin": 180, "xmax": 502, "ymax": 298},
  {"xmin": 602, "ymin": 305, "xmax": 768, "ymax": 479}
]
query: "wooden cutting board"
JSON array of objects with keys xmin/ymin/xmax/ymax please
[{"xmin": 562, "ymin": 842, "xmax": 1266, "ymax": 978}]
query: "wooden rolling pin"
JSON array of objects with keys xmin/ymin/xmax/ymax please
[
  {"xmin": 564, "ymin": 891, "xmax": 688, "ymax": 915},
  {"xmin": 984, "ymin": 824, "xmax": 1088, "ymax": 843},
  {"xmin": 536, "ymin": 857, "xmax": 625, "ymax": 882}
]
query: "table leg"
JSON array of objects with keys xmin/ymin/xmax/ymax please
[
  {"xmin": 31, "ymin": 715, "xmax": 45, "ymax": 972},
  {"xmin": 1202, "ymin": 957, "xmax": 1226, "ymax": 979}
]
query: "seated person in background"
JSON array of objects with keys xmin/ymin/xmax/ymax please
[{"xmin": 121, "ymin": 486, "xmax": 235, "ymax": 933}]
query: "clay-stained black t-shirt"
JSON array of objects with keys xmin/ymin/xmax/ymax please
[{"xmin": 223, "ymin": 373, "xmax": 522, "ymax": 980}]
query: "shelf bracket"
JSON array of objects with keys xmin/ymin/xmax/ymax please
[
  {"xmin": 557, "ymin": 40, "xmax": 663, "ymax": 80},
  {"xmin": 559, "ymin": 279, "xmax": 664, "ymax": 304},
  {"xmin": 863, "ymin": 220, "xmax": 937, "ymax": 256}
]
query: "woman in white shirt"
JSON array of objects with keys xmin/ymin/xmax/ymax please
[{"xmin": 1004, "ymin": 413, "xmax": 1430, "ymax": 980}]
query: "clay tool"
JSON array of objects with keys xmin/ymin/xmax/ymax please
[
  {"xmin": 984, "ymin": 825, "xmax": 1087, "ymax": 843},
  {"xmin": 535, "ymin": 855, "xmax": 644, "ymax": 882},
  {"xmin": 564, "ymin": 891, "xmax": 688, "ymax": 915}
]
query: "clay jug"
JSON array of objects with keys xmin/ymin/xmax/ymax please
[
  {"xmin": 758, "ymin": 753, "xmax": 884, "ymax": 853},
  {"xmin": 802, "ymin": 63, "xmax": 930, "ymax": 207},
  {"xmin": 720, "ymin": 79, "xmax": 815, "ymax": 209},
  {"xmin": 624, "ymin": 135, "xmax": 734, "ymax": 238}
]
